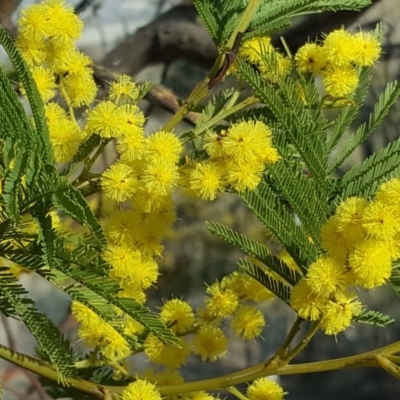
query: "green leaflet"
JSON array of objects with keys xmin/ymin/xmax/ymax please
[
  {"xmin": 240, "ymin": 184, "xmax": 318, "ymax": 272},
  {"xmin": 328, "ymin": 80, "xmax": 400, "ymax": 175},
  {"xmin": 0, "ymin": 267, "xmax": 76, "ymax": 382},
  {"xmin": 52, "ymin": 185, "xmax": 106, "ymax": 245},
  {"xmin": 327, "ymin": 66, "xmax": 373, "ymax": 155},
  {"xmin": 206, "ymin": 221, "xmax": 302, "ymax": 285},
  {"xmin": 334, "ymin": 135, "xmax": 400, "ymax": 200},
  {"xmin": 238, "ymin": 258, "xmax": 292, "ymax": 303},
  {"xmin": 0, "ymin": 25, "xmax": 53, "ymax": 164},
  {"xmin": 353, "ymin": 309, "xmax": 395, "ymax": 327},
  {"xmin": 237, "ymin": 59, "xmax": 329, "ymax": 188}
]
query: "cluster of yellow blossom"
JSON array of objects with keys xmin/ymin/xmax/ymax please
[
  {"xmin": 290, "ymin": 177, "xmax": 400, "ymax": 335},
  {"xmin": 182, "ymin": 120, "xmax": 280, "ymax": 200},
  {"xmin": 16, "ymin": 0, "xmax": 98, "ymax": 162},
  {"xmin": 230, "ymin": 36, "xmax": 292, "ymax": 83},
  {"xmin": 295, "ymin": 29, "xmax": 381, "ymax": 97}
]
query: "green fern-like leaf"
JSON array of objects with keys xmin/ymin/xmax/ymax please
[
  {"xmin": 353, "ymin": 309, "xmax": 395, "ymax": 327},
  {"xmin": 238, "ymin": 258, "xmax": 292, "ymax": 303},
  {"xmin": 327, "ymin": 66, "xmax": 373, "ymax": 155},
  {"xmin": 329, "ymin": 80, "xmax": 400, "ymax": 174},
  {"xmin": 206, "ymin": 221, "xmax": 302, "ymax": 285},
  {"xmin": 334, "ymin": 135, "xmax": 400, "ymax": 200},
  {"xmin": 0, "ymin": 25, "xmax": 53, "ymax": 164},
  {"xmin": 0, "ymin": 267, "xmax": 76, "ymax": 382},
  {"xmin": 52, "ymin": 185, "xmax": 105, "ymax": 245},
  {"xmin": 240, "ymin": 184, "xmax": 318, "ymax": 272},
  {"xmin": 237, "ymin": 59, "xmax": 328, "ymax": 188}
]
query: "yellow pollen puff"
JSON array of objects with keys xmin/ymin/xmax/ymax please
[
  {"xmin": 189, "ymin": 161, "xmax": 225, "ymax": 201},
  {"xmin": 295, "ymin": 43, "xmax": 327, "ymax": 74},
  {"xmin": 204, "ymin": 282, "xmax": 239, "ymax": 318},
  {"xmin": 144, "ymin": 131, "xmax": 182, "ymax": 164},
  {"xmin": 102, "ymin": 162, "xmax": 139, "ymax": 202},
  {"xmin": 322, "ymin": 65, "xmax": 359, "ymax": 97},
  {"xmin": 323, "ymin": 29, "xmax": 355, "ymax": 67},
  {"xmin": 306, "ymin": 255, "xmax": 348, "ymax": 297},
  {"xmin": 246, "ymin": 377, "xmax": 285, "ymax": 400},
  {"xmin": 348, "ymin": 239, "xmax": 392, "ymax": 289},
  {"xmin": 160, "ymin": 299, "xmax": 194, "ymax": 334},
  {"xmin": 230, "ymin": 305, "xmax": 266, "ymax": 340},
  {"xmin": 121, "ymin": 379, "xmax": 162, "ymax": 400},
  {"xmin": 351, "ymin": 31, "xmax": 381, "ymax": 67},
  {"xmin": 376, "ymin": 177, "xmax": 400, "ymax": 207},
  {"xmin": 109, "ymin": 74, "xmax": 140, "ymax": 104},
  {"xmin": 192, "ymin": 325, "xmax": 227, "ymax": 362},
  {"xmin": 141, "ymin": 160, "xmax": 180, "ymax": 197},
  {"xmin": 239, "ymin": 36, "xmax": 272, "ymax": 65}
]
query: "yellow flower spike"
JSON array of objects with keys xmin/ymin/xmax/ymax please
[
  {"xmin": 17, "ymin": 3, "xmax": 52, "ymax": 42},
  {"xmin": 15, "ymin": 33, "xmax": 46, "ymax": 66},
  {"xmin": 141, "ymin": 160, "xmax": 180, "ymax": 197},
  {"xmin": 62, "ymin": 71, "xmax": 97, "ymax": 107}
]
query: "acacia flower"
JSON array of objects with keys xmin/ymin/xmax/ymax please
[
  {"xmin": 239, "ymin": 36, "xmax": 272, "ymax": 65},
  {"xmin": 224, "ymin": 158, "xmax": 264, "ymax": 192},
  {"xmin": 144, "ymin": 131, "xmax": 182, "ymax": 164},
  {"xmin": 376, "ymin": 177, "xmax": 400, "ymax": 207},
  {"xmin": 352, "ymin": 31, "xmax": 381, "ymax": 66},
  {"xmin": 295, "ymin": 43, "xmax": 327, "ymax": 74},
  {"xmin": 334, "ymin": 197, "xmax": 367, "ymax": 248},
  {"xmin": 44, "ymin": 0, "xmax": 84, "ymax": 43},
  {"xmin": 204, "ymin": 282, "xmax": 239, "ymax": 318},
  {"xmin": 223, "ymin": 120, "xmax": 273, "ymax": 163},
  {"xmin": 29, "ymin": 66, "xmax": 57, "ymax": 102},
  {"xmin": 290, "ymin": 279, "xmax": 327, "ymax": 321},
  {"xmin": 320, "ymin": 292, "xmax": 362, "ymax": 335},
  {"xmin": 203, "ymin": 130, "xmax": 225, "ymax": 159},
  {"xmin": 122, "ymin": 379, "xmax": 162, "ymax": 400},
  {"xmin": 320, "ymin": 216, "xmax": 349, "ymax": 263},
  {"xmin": 348, "ymin": 239, "xmax": 392, "ymax": 289},
  {"xmin": 323, "ymin": 29, "xmax": 355, "ymax": 67},
  {"xmin": 192, "ymin": 325, "xmax": 227, "ymax": 362},
  {"xmin": 189, "ymin": 161, "xmax": 224, "ymax": 201},
  {"xmin": 361, "ymin": 200, "xmax": 400, "ymax": 240},
  {"xmin": 103, "ymin": 243, "xmax": 142, "ymax": 282},
  {"xmin": 63, "ymin": 71, "xmax": 97, "ymax": 107},
  {"xmin": 18, "ymin": 3, "xmax": 52, "ymax": 41},
  {"xmin": 246, "ymin": 377, "xmax": 285, "ymax": 400},
  {"xmin": 61, "ymin": 50, "xmax": 92, "ymax": 76},
  {"xmin": 144, "ymin": 334, "xmax": 190, "ymax": 368},
  {"xmin": 85, "ymin": 101, "xmax": 126, "ymax": 138},
  {"xmin": 230, "ymin": 305, "xmax": 265, "ymax": 340},
  {"xmin": 306, "ymin": 255, "xmax": 348, "ymax": 297},
  {"xmin": 141, "ymin": 160, "xmax": 180, "ymax": 196},
  {"xmin": 47, "ymin": 112, "xmax": 82, "ymax": 162},
  {"xmin": 104, "ymin": 209, "xmax": 139, "ymax": 245},
  {"xmin": 160, "ymin": 299, "xmax": 195, "ymax": 334},
  {"xmin": 322, "ymin": 65, "xmax": 359, "ymax": 97},
  {"xmin": 101, "ymin": 162, "xmax": 139, "ymax": 202},
  {"xmin": 259, "ymin": 52, "xmax": 292, "ymax": 83},
  {"xmin": 16, "ymin": 34, "xmax": 46, "ymax": 66},
  {"xmin": 109, "ymin": 74, "xmax": 139, "ymax": 104}
]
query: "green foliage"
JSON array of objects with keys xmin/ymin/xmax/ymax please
[
  {"xmin": 2, "ymin": 0, "xmax": 400, "ymax": 398},
  {"xmin": 353, "ymin": 309, "xmax": 395, "ymax": 327}
]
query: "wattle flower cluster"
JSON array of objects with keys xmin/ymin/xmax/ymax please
[
  {"xmin": 295, "ymin": 29, "xmax": 381, "ymax": 97},
  {"xmin": 290, "ymin": 177, "xmax": 400, "ymax": 335}
]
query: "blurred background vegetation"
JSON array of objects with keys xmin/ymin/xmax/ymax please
[{"xmin": 1, "ymin": 0, "xmax": 400, "ymax": 399}]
